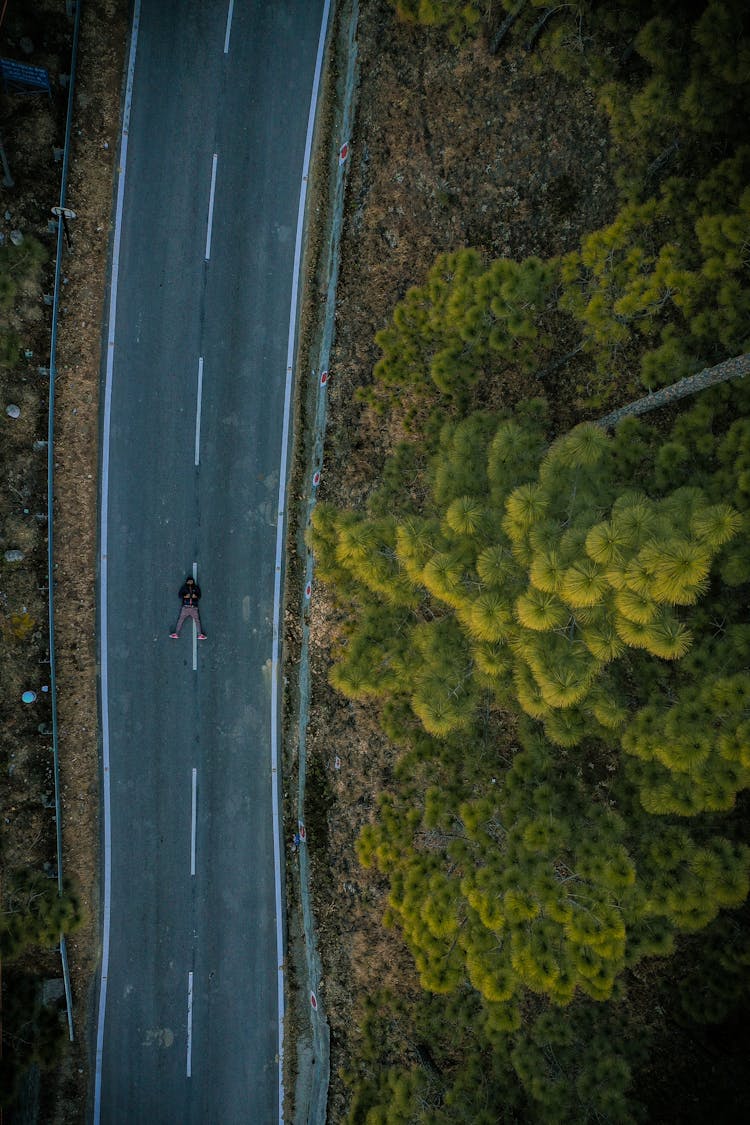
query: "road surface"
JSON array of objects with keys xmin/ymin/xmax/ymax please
[{"xmin": 94, "ymin": 2, "xmax": 328, "ymax": 1121}]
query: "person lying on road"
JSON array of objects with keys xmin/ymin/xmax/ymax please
[{"xmin": 170, "ymin": 576, "xmax": 207, "ymax": 640}]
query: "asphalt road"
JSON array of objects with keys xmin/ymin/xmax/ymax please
[{"xmin": 94, "ymin": 2, "xmax": 327, "ymax": 1121}]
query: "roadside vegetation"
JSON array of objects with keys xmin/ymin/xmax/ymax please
[
  {"xmin": 313, "ymin": 1, "xmax": 750, "ymax": 1119},
  {"xmin": 0, "ymin": 3, "xmax": 97, "ymax": 1112},
  {"xmin": 0, "ymin": 162, "xmax": 79, "ymax": 1115}
]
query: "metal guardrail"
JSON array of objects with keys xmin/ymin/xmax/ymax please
[
  {"xmin": 294, "ymin": 2, "xmax": 359, "ymax": 1119},
  {"xmin": 47, "ymin": 0, "xmax": 83, "ymax": 1044}
]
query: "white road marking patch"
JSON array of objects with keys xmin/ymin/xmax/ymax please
[{"xmin": 142, "ymin": 1027, "xmax": 174, "ymax": 1048}]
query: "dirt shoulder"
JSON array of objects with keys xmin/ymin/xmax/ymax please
[{"xmin": 50, "ymin": 0, "xmax": 129, "ymax": 1119}]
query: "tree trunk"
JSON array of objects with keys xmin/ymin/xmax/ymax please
[
  {"xmin": 489, "ymin": 0, "xmax": 527, "ymax": 55},
  {"xmin": 596, "ymin": 353, "xmax": 750, "ymax": 430}
]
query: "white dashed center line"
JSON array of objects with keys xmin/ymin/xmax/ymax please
[
  {"xmin": 223, "ymin": 0, "xmax": 234, "ymax": 54},
  {"xmin": 186, "ymin": 971, "xmax": 194, "ymax": 1078},
  {"xmin": 190, "ymin": 767, "xmax": 197, "ymax": 876},
  {"xmin": 192, "ymin": 562, "xmax": 198, "ymax": 670},
  {"xmin": 205, "ymin": 153, "xmax": 218, "ymax": 261},
  {"xmin": 194, "ymin": 356, "xmax": 204, "ymax": 467}
]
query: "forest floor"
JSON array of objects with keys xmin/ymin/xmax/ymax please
[{"xmin": 2, "ymin": 0, "xmax": 620, "ymax": 1121}]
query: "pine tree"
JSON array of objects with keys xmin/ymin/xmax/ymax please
[
  {"xmin": 0, "ymin": 870, "xmax": 82, "ymax": 960},
  {"xmin": 389, "ymin": 0, "xmax": 482, "ymax": 44},
  {"xmin": 315, "ymin": 3, "xmax": 750, "ymax": 1112},
  {"xmin": 510, "ymin": 1006, "xmax": 639, "ymax": 1124}
]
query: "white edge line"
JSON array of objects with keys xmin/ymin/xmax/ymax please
[
  {"xmin": 223, "ymin": 0, "xmax": 235, "ymax": 54},
  {"xmin": 191, "ymin": 767, "xmax": 197, "ymax": 876},
  {"xmin": 194, "ymin": 356, "xmax": 204, "ymax": 466},
  {"xmin": 271, "ymin": 2, "xmax": 331, "ymax": 1121},
  {"xmin": 186, "ymin": 971, "xmax": 194, "ymax": 1078},
  {"xmin": 94, "ymin": 3, "xmax": 141, "ymax": 1122},
  {"xmin": 204, "ymin": 153, "xmax": 218, "ymax": 261}
]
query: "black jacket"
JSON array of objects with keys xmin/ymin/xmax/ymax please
[{"xmin": 179, "ymin": 583, "xmax": 201, "ymax": 606}]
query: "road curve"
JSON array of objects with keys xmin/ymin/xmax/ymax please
[{"xmin": 93, "ymin": 2, "xmax": 328, "ymax": 1121}]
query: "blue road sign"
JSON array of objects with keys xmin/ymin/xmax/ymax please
[{"xmin": 0, "ymin": 57, "xmax": 52, "ymax": 96}]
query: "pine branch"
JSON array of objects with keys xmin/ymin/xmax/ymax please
[
  {"xmin": 536, "ymin": 342, "xmax": 584, "ymax": 380},
  {"xmin": 525, "ymin": 6, "xmax": 562, "ymax": 52},
  {"xmin": 645, "ymin": 137, "xmax": 680, "ymax": 185}
]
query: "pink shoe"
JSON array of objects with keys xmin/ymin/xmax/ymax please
[
  {"xmin": 169, "ymin": 633, "xmax": 179, "ymax": 639},
  {"xmin": 198, "ymin": 633, "xmax": 207, "ymax": 640}
]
